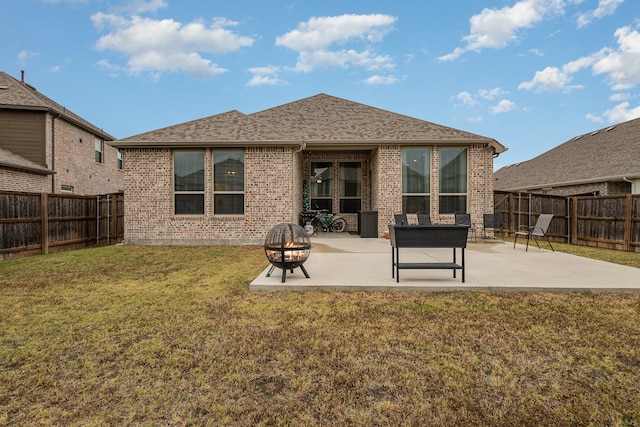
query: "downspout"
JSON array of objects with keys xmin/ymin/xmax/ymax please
[
  {"xmin": 484, "ymin": 145, "xmax": 489, "ymax": 214},
  {"xmin": 51, "ymin": 113, "xmax": 59, "ymax": 193},
  {"xmin": 293, "ymin": 142, "xmax": 306, "ymax": 221}
]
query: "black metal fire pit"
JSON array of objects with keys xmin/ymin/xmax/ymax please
[{"xmin": 264, "ymin": 223, "xmax": 311, "ymax": 283}]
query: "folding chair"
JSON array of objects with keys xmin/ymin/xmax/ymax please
[
  {"xmin": 513, "ymin": 214, "xmax": 555, "ymax": 252},
  {"xmin": 416, "ymin": 212, "xmax": 431, "ymax": 225},
  {"xmin": 482, "ymin": 213, "xmax": 504, "ymax": 243},
  {"xmin": 454, "ymin": 212, "xmax": 476, "ymax": 242},
  {"xmin": 394, "ymin": 213, "xmax": 408, "ymax": 225}
]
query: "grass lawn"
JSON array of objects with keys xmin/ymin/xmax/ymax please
[{"xmin": 1, "ymin": 244, "xmax": 639, "ymax": 426}]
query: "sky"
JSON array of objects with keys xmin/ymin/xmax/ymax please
[{"xmin": 2, "ymin": 0, "xmax": 640, "ymax": 170}]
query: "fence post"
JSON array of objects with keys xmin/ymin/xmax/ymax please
[
  {"xmin": 96, "ymin": 195, "xmax": 100, "ymax": 245},
  {"xmin": 41, "ymin": 193, "xmax": 49, "ymax": 255},
  {"xmin": 110, "ymin": 194, "xmax": 118, "ymax": 244},
  {"xmin": 571, "ymin": 197, "xmax": 577, "ymax": 244},
  {"xmin": 623, "ymin": 194, "xmax": 632, "ymax": 252}
]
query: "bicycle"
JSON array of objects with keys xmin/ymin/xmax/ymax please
[{"xmin": 308, "ymin": 208, "xmax": 347, "ymax": 233}]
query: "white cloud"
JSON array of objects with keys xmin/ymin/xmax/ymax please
[
  {"xmin": 275, "ymin": 14, "xmax": 397, "ymax": 72},
  {"xmin": 455, "ymin": 91, "xmax": 478, "ymax": 106},
  {"xmin": 530, "ymin": 48, "xmax": 544, "ymax": 57},
  {"xmin": 609, "ymin": 92, "xmax": 631, "ymax": 101},
  {"xmin": 518, "ymin": 65, "xmax": 583, "ymax": 92},
  {"xmin": 520, "ymin": 24, "xmax": 640, "ymax": 94},
  {"xmin": 491, "ymin": 99, "xmax": 517, "ymax": 114},
  {"xmin": 97, "ymin": 59, "xmax": 121, "ymax": 77},
  {"xmin": 479, "ymin": 87, "xmax": 508, "ymax": 100},
  {"xmin": 592, "ymin": 25, "xmax": 640, "ymax": 90},
  {"xmin": 577, "ymin": 0, "xmax": 623, "ymax": 28},
  {"xmin": 93, "ymin": 14, "xmax": 254, "ymax": 79},
  {"xmin": 587, "ymin": 101, "xmax": 640, "ymax": 123},
  {"xmin": 39, "ymin": 0, "xmax": 88, "ymax": 3},
  {"xmin": 453, "ymin": 87, "xmax": 508, "ymax": 108},
  {"xmin": 17, "ymin": 50, "xmax": 39, "ymax": 66},
  {"xmin": 246, "ymin": 66, "xmax": 286, "ymax": 86},
  {"xmin": 438, "ymin": 0, "xmax": 567, "ymax": 61},
  {"xmin": 120, "ymin": 0, "xmax": 167, "ymax": 14},
  {"xmin": 364, "ymin": 75, "xmax": 399, "ymax": 85}
]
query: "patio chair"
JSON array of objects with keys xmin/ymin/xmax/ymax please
[
  {"xmin": 416, "ymin": 212, "xmax": 432, "ymax": 225},
  {"xmin": 482, "ymin": 213, "xmax": 504, "ymax": 243},
  {"xmin": 454, "ymin": 212, "xmax": 476, "ymax": 242},
  {"xmin": 513, "ymin": 214, "xmax": 555, "ymax": 252},
  {"xmin": 394, "ymin": 213, "xmax": 408, "ymax": 225}
]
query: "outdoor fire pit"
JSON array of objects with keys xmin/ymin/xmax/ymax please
[{"xmin": 264, "ymin": 223, "xmax": 311, "ymax": 283}]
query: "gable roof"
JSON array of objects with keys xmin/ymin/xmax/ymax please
[
  {"xmin": 0, "ymin": 71, "xmax": 114, "ymax": 141},
  {"xmin": 116, "ymin": 110, "xmax": 287, "ymax": 145},
  {"xmin": 112, "ymin": 93, "xmax": 506, "ymax": 152},
  {"xmin": 495, "ymin": 117, "xmax": 640, "ymax": 191},
  {"xmin": 0, "ymin": 147, "xmax": 53, "ymax": 175}
]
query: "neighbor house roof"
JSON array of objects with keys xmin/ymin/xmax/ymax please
[
  {"xmin": 0, "ymin": 71, "xmax": 114, "ymax": 141},
  {"xmin": 0, "ymin": 147, "xmax": 54, "ymax": 175},
  {"xmin": 494, "ymin": 117, "xmax": 640, "ymax": 192},
  {"xmin": 111, "ymin": 94, "xmax": 506, "ymax": 152}
]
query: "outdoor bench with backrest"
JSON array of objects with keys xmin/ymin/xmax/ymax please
[{"xmin": 388, "ymin": 224, "xmax": 469, "ymax": 283}]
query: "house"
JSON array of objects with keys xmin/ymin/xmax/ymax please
[
  {"xmin": 0, "ymin": 71, "xmax": 123, "ymax": 195},
  {"xmin": 495, "ymin": 117, "xmax": 640, "ymax": 196},
  {"xmin": 110, "ymin": 94, "xmax": 506, "ymax": 244}
]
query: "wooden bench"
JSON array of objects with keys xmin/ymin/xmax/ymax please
[{"xmin": 389, "ymin": 224, "xmax": 469, "ymax": 283}]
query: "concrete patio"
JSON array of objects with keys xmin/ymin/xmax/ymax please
[{"xmin": 250, "ymin": 232, "xmax": 640, "ymax": 292}]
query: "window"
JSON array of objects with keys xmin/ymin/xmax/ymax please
[
  {"xmin": 402, "ymin": 148, "xmax": 430, "ymax": 213},
  {"xmin": 439, "ymin": 148, "xmax": 468, "ymax": 214},
  {"xmin": 339, "ymin": 162, "xmax": 361, "ymax": 213},
  {"xmin": 95, "ymin": 138, "xmax": 104, "ymax": 163},
  {"xmin": 174, "ymin": 150, "xmax": 205, "ymax": 215},
  {"xmin": 311, "ymin": 162, "xmax": 333, "ymax": 211},
  {"xmin": 117, "ymin": 150, "xmax": 123, "ymax": 170},
  {"xmin": 213, "ymin": 150, "xmax": 244, "ymax": 215}
]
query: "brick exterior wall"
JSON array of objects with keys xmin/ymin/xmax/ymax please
[
  {"xmin": 124, "ymin": 146, "xmax": 297, "ymax": 245},
  {"xmin": 0, "ymin": 167, "xmax": 50, "ymax": 193},
  {"xmin": 123, "ymin": 144, "xmax": 497, "ymax": 244},
  {"xmin": 374, "ymin": 145, "xmax": 402, "ymax": 235},
  {"xmin": 46, "ymin": 113, "xmax": 123, "ymax": 195}
]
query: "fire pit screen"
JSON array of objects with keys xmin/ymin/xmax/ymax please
[{"xmin": 264, "ymin": 223, "xmax": 311, "ymax": 283}]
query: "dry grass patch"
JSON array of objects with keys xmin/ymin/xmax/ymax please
[{"xmin": 1, "ymin": 245, "xmax": 639, "ymax": 426}]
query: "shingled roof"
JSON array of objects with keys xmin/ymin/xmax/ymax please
[
  {"xmin": 0, "ymin": 147, "xmax": 53, "ymax": 174},
  {"xmin": 113, "ymin": 94, "xmax": 506, "ymax": 151},
  {"xmin": 0, "ymin": 71, "xmax": 114, "ymax": 141},
  {"xmin": 116, "ymin": 110, "xmax": 288, "ymax": 145},
  {"xmin": 494, "ymin": 117, "xmax": 640, "ymax": 191}
]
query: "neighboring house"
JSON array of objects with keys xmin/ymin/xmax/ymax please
[
  {"xmin": 111, "ymin": 94, "xmax": 506, "ymax": 244},
  {"xmin": 0, "ymin": 71, "xmax": 123, "ymax": 195},
  {"xmin": 495, "ymin": 117, "xmax": 640, "ymax": 196}
]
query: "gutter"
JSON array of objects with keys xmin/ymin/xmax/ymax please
[
  {"xmin": 0, "ymin": 161, "xmax": 54, "ymax": 175},
  {"xmin": 109, "ymin": 137, "xmax": 502, "ymax": 150}
]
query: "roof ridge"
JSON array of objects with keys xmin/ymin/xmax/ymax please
[{"xmin": 0, "ymin": 71, "xmax": 115, "ymax": 140}]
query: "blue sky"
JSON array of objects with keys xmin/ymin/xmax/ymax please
[{"xmin": 2, "ymin": 0, "xmax": 639, "ymax": 169}]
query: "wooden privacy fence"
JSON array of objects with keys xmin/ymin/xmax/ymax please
[
  {"xmin": 495, "ymin": 191, "xmax": 640, "ymax": 252},
  {"xmin": 0, "ymin": 191, "xmax": 124, "ymax": 260}
]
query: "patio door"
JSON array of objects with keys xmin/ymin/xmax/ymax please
[{"xmin": 311, "ymin": 162, "xmax": 333, "ymax": 211}]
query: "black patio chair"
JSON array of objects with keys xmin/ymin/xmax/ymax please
[
  {"xmin": 416, "ymin": 212, "xmax": 431, "ymax": 225},
  {"xmin": 454, "ymin": 212, "xmax": 476, "ymax": 242},
  {"xmin": 394, "ymin": 213, "xmax": 408, "ymax": 225},
  {"xmin": 513, "ymin": 214, "xmax": 555, "ymax": 252},
  {"xmin": 482, "ymin": 213, "xmax": 504, "ymax": 243}
]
